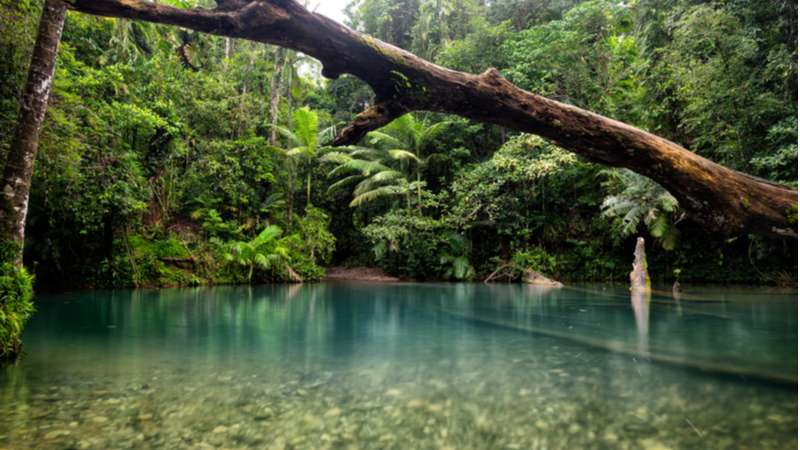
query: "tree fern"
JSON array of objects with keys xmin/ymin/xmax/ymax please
[{"xmin": 601, "ymin": 169, "xmax": 680, "ymax": 249}]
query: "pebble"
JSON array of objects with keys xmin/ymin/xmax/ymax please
[
  {"xmin": 385, "ymin": 389, "xmax": 402, "ymax": 397},
  {"xmin": 324, "ymin": 407, "xmax": 342, "ymax": 418},
  {"xmin": 407, "ymin": 399, "xmax": 425, "ymax": 409},
  {"xmin": 254, "ymin": 407, "xmax": 274, "ymax": 420},
  {"xmin": 43, "ymin": 430, "xmax": 70, "ymax": 440},
  {"xmin": 427, "ymin": 403, "xmax": 444, "ymax": 413}
]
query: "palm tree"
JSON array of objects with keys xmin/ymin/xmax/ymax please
[
  {"xmin": 270, "ymin": 107, "xmax": 334, "ymax": 210},
  {"xmin": 321, "ymin": 145, "xmax": 423, "ymax": 210},
  {"xmin": 364, "ymin": 114, "xmax": 451, "ymax": 208}
]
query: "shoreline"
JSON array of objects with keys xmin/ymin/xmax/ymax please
[{"xmin": 324, "ymin": 267, "xmax": 402, "ymax": 283}]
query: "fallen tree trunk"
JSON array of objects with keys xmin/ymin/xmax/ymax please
[{"xmin": 62, "ymin": 0, "xmax": 797, "ymax": 237}]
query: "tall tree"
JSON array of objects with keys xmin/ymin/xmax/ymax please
[
  {"xmin": 0, "ymin": 0, "xmax": 66, "ymax": 266},
  {"xmin": 367, "ymin": 114, "xmax": 450, "ymax": 207},
  {"xmin": 271, "ymin": 107, "xmax": 333, "ymax": 209},
  {"xmin": 268, "ymin": 47, "xmax": 287, "ymax": 145}
]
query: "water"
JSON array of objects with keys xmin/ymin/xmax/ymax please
[{"xmin": 0, "ymin": 283, "xmax": 796, "ymax": 449}]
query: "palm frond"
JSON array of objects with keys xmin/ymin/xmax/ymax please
[
  {"xmin": 369, "ymin": 169, "xmax": 405, "ymax": 183},
  {"xmin": 292, "ymin": 107, "xmax": 319, "ymax": 148},
  {"xmin": 348, "ymin": 147, "xmax": 387, "ymax": 160},
  {"xmin": 335, "ymin": 159, "xmax": 391, "ymax": 177},
  {"xmin": 320, "ymin": 151, "xmax": 353, "ymax": 164},
  {"xmin": 285, "ymin": 147, "xmax": 308, "ymax": 158},
  {"xmin": 387, "ymin": 149, "xmax": 420, "ymax": 162},
  {"xmin": 367, "ymin": 130, "xmax": 404, "ymax": 149},
  {"xmin": 353, "ymin": 171, "xmax": 404, "ymax": 196},
  {"xmin": 419, "ymin": 121, "xmax": 452, "ymax": 145},
  {"xmin": 349, "ymin": 185, "xmax": 407, "ymax": 207},
  {"xmin": 267, "ymin": 124, "xmax": 300, "ymax": 146},
  {"xmin": 327, "ymin": 175, "xmax": 363, "ymax": 193},
  {"xmin": 319, "ymin": 125, "xmax": 337, "ymax": 145},
  {"xmin": 251, "ymin": 225, "xmax": 283, "ymax": 247}
]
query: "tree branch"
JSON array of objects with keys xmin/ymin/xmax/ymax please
[
  {"xmin": 62, "ymin": 0, "xmax": 798, "ymax": 238},
  {"xmin": 332, "ymin": 102, "xmax": 406, "ymax": 146}
]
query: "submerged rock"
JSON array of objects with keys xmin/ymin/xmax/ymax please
[{"xmin": 324, "ymin": 407, "xmax": 342, "ymax": 418}]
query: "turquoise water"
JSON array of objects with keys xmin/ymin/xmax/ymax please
[{"xmin": 0, "ymin": 283, "xmax": 796, "ymax": 449}]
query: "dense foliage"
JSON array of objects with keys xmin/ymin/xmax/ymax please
[
  {"xmin": 0, "ymin": 0, "xmax": 796, "ymax": 289},
  {"xmin": 0, "ymin": 262, "xmax": 34, "ymax": 359}
]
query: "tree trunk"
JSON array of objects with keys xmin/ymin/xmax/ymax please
[
  {"xmin": 62, "ymin": 0, "xmax": 799, "ymax": 238},
  {"xmin": 306, "ymin": 172, "xmax": 311, "ymax": 208},
  {"xmin": 0, "ymin": 0, "xmax": 66, "ymax": 266},
  {"xmin": 268, "ymin": 47, "xmax": 285, "ymax": 145}
]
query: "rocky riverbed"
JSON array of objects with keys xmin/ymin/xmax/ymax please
[{"xmin": 1, "ymin": 351, "xmax": 795, "ymax": 450}]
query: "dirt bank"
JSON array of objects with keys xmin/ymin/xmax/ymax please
[{"xmin": 325, "ymin": 267, "xmax": 401, "ymax": 282}]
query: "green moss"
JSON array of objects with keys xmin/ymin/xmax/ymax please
[
  {"xmin": 0, "ymin": 262, "xmax": 34, "ymax": 361},
  {"xmin": 740, "ymin": 196, "xmax": 751, "ymax": 209},
  {"xmin": 787, "ymin": 206, "xmax": 798, "ymax": 225},
  {"xmin": 121, "ymin": 234, "xmax": 204, "ymax": 288},
  {"xmin": 0, "ymin": 240, "xmax": 21, "ymax": 265}
]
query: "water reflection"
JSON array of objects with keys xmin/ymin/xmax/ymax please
[
  {"xmin": 630, "ymin": 286, "xmax": 651, "ymax": 353},
  {"xmin": 18, "ymin": 283, "xmax": 799, "ymax": 381}
]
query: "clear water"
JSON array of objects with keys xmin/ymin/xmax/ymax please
[{"xmin": 0, "ymin": 283, "xmax": 796, "ymax": 449}]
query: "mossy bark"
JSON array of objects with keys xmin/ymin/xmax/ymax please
[
  {"xmin": 0, "ymin": 0, "xmax": 67, "ymax": 267},
  {"xmin": 61, "ymin": 0, "xmax": 798, "ymax": 237}
]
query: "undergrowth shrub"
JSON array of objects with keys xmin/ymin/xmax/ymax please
[{"xmin": 0, "ymin": 263, "xmax": 34, "ymax": 360}]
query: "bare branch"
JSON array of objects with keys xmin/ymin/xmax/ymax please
[{"xmin": 332, "ymin": 102, "xmax": 406, "ymax": 146}]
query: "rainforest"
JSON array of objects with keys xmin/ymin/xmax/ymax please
[
  {"xmin": 0, "ymin": 1, "xmax": 797, "ymax": 448},
  {"xmin": 2, "ymin": 0, "xmax": 797, "ymax": 291}
]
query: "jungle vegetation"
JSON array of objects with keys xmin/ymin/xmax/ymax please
[{"xmin": 0, "ymin": 0, "xmax": 796, "ymax": 296}]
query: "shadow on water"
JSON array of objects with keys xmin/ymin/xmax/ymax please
[{"xmin": 440, "ymin": 283, "xmax": 797, "ymax": 385}]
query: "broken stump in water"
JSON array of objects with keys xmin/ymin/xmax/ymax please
[
  {"xmin": 672, "ymin": 280, "xmax": 682, "ymax": 300},
  {"xmin": 629, "ymin": 237, "xmax": 651, "ymax": 293},
  {"xmin": 630, "ymin": 237, "xmax": 652, "ymax": 352}
]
